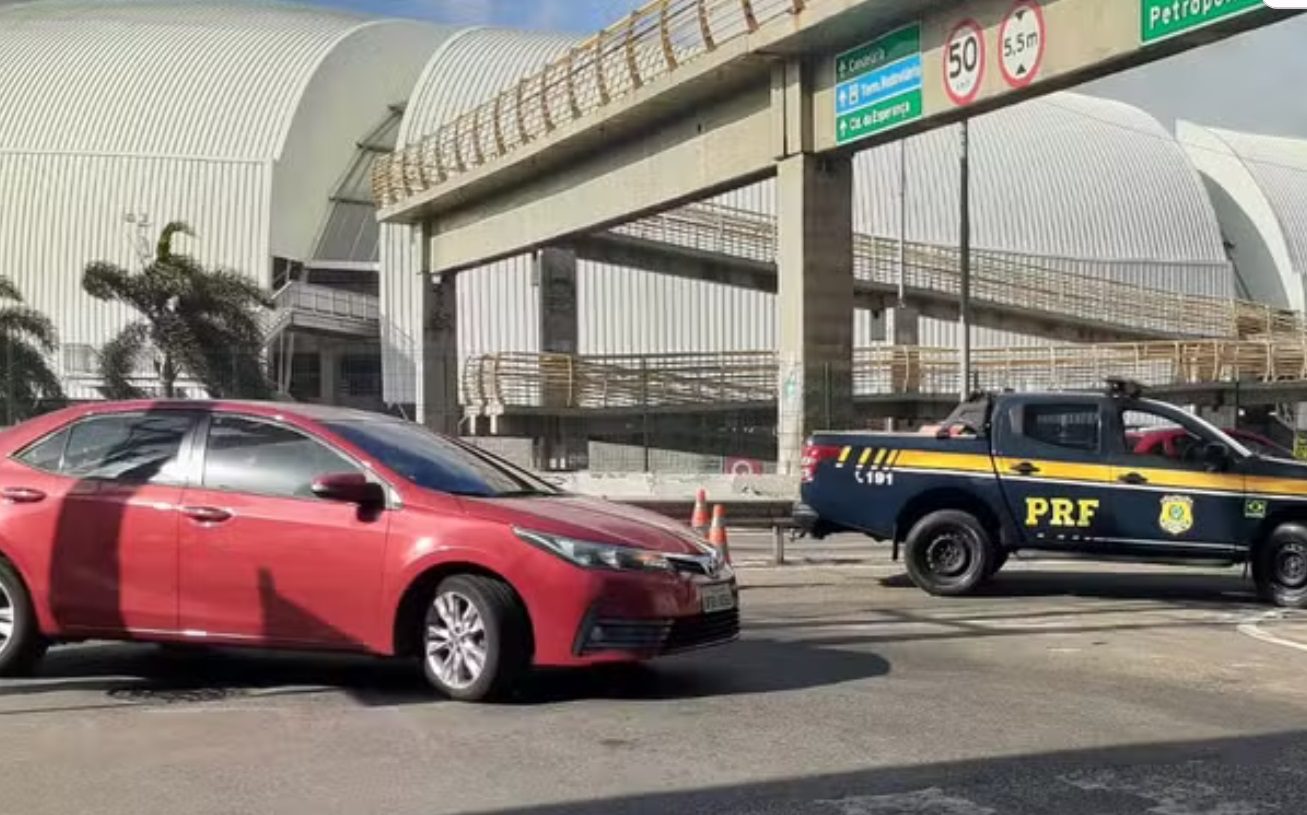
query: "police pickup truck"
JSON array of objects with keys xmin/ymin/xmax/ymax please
[{"xmin": 796, "ymin": 383, "xmax": 1307, "ymax": 608}]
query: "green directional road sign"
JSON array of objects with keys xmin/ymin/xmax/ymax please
[
  {"xmin": 1141, "ymin": 0, "xmax": 1262, "ymax": 44},
  {"xmin": 836, "ymin": 24, "xmax": 921, "ymax": 84},
  {"xmin": 834, "ymin": 23, "xmax": 923, "ymax": 147},
  {"xmin": 836, "ymin": 90, "xmax": 923, "ymax": 145}
]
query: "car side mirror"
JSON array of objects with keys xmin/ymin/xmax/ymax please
[
  {"xmin": 1202, "ymin": 442, "xmax": 1232, "ymax": 472},
  {"xmin": 312, "ymin": 472, "xmax": 386, "ymax": 508}
]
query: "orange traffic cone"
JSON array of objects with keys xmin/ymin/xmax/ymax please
[
  {"xmin": 690, "ymin": 488, "xmax": 709, "ymax": 533},
  {"xmin": 708, "ymin": 505, "xmax": 731, "ymax": 564}
]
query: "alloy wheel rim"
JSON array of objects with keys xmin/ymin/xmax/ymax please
[
  {"xmin": 425, "ymin": 591, "xmax": 488, "ymax": 690},
  {"xmin": 1275, "ymin": 542, "xmax": 1307, "ymax": 589},
  {"xmin": 0, "ymin": 582, "xmax": 13, "ymax": 656}
]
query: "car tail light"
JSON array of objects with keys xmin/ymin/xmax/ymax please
[{"xmin": 801, "ymin": 441, "xmax": 841, "ymax": 484}]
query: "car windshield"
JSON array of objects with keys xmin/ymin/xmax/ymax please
[{"xmin": 324, "ymin": 420, "xmax": 559, "ymax": 498}]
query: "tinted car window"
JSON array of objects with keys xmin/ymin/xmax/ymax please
[
  {"xmin": 203, "ymin": 415, "xmax": 358, "ymax": 499},
  {"xmin": 62, "ymin": 413, "xmax": 194, "ymax": 484},
  {"xmin": 325, "ymin": 420, "xmax": 556, "ymax": 498},
  {"xmin": 1023, "ymin": 404, "xmax": 1100, "ymax": 453},
  {"xmin": 16, "ymin": 427, "xmax": 70, "ymax": 473}
]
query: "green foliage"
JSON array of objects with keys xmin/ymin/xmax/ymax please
[
  {"xmin": 82, "ymin": 223, "xmax": 274, "ymax": 400},
  {"xmin": 0, "ymin": 278, "xmax": 65, "ymax": 423}
]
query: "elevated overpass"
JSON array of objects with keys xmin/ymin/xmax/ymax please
[
  {"xmin": 376, "ymin": 0, "xmax": 1298, "ymax": 472},
  {"xmin": 578, "ymin": 203, "xmax": 1301, "ymax": 343}
]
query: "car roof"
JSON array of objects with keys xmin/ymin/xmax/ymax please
[{"xmin": 51, "ymin": 399, "xmax": 399, "ymax": 424}]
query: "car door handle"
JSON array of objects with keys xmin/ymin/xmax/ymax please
[
  {"xmin": 1119, "ymin": 472, "xmax": 1149, "ymax": 485},
  {"xmin": 1010, "ymin": 462, "xmax": 1041, "ymax": 476},
  {"xmin": 2, "ymin": 487, "xmax": 45, "ymax": 504},
  {"xmin": 181, "ymin": 506, "xmax": 233, "ymax": 524}
]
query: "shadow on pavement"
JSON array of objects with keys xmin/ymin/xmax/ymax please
[
  {"xmin": 515, "ymin": 638, "xmax": 889, "ymax": 704},
  {"xmin": 879, "ymin": 568, "xmax": 1257, "ymax": 605},
  {"xmin": 463, "ymin": 729, "xmax": 1307, "ymax": 815},
  {"xmin": 1, "ymin": 636, "xmax": 890, "ymax": 709},
  {"xmin": 0, "ymin": 644, "xmax": 435, "ymax": 708}
]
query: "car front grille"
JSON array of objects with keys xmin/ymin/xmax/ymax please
[
  {"xmin": 578, "ymin": 610, "xmax": 739, "ymax": 655},
  {"xmin": 665, "ymin": 609, "xmax": 740, "ymax": 652}
]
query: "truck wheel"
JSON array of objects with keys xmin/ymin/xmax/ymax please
[
  {"xmin": 904, "ymin": 510, "xmax": 995, "ymax": 597},
  {"xmin": 1253, "ymin": 524, "xmax": 1307, "ymax": 609}
]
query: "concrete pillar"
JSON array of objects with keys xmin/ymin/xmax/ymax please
[
  {"xmin": 776, "ymin": 153, "xmax": 855, "ymax": 475},
  {"xmin": 538, "ymin": 248, "xmax": 578, "ymax": 355},
  {"xmin": 422, "ymin": 272, "xmax": 460, "ymax": 435},
  {"xmin": 319, "ymin": 344, "xmax": 340, "ymax": 405},
  {"xmin": 892, "ymin": 306, "xmax": 920, "ymax": 346}
]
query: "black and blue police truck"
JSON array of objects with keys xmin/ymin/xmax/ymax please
[{"xmin": 796, "ymin": 382, "xmax": 1307, "ymax": 607}]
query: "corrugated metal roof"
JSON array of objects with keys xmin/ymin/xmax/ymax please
[
  {"xmin": 1201, "ymin": 126, "xmax": 1307, "ymax": 277},
  {"xmin": 0, "ymin": 0, "xmax": 378, "ymax": 160},
  {"xmin": 381, "ymin": 27, "xmax": 578, "ymax": 407}
]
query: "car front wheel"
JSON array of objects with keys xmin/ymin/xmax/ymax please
[
  {"xmin": 1254, "ymin": 524, "xmax": 1307, "ymax": 609},
  {"xmin": 903, "ymin": 510, "xmax": 995, "ymax": 597},
  {"xmin": 0, "ymin": 559, "xmax": 47, "ymax": 677},
  {"xmin": 422, "ymin": 574, "xmax": 531, "ymax": 702}
]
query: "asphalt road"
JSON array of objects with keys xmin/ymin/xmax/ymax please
[{"xmin": 4, "ymin": 544, "xmax": 1307, "ymax": 814}]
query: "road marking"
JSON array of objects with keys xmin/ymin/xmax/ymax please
[
  {"xmin": 819, "ymin": 788, "xmax": 995, "ymax": 814},
  {"xmin": 1237, "ymin": 610, "xmax": 1307, "ymax": 654}
]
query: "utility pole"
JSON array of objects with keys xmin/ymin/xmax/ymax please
[
  {"xmin": 897, "ymin": 139, "xmax": 907, "ymax": 308},
  {"xmin": 959, "ymin": 120, "xmax": 972, "ymax": 402}
]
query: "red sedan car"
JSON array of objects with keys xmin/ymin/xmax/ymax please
[{"xmin": 0, "ymin": 401, "xmax": 737, "ymax": 700}]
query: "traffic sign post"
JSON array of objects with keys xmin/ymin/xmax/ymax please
[
  {"xmin": 1141, "ymin": 0, "xmax": 1262, "ymax": 43},
  {"xmin": 999, "ymin": 0, "xmax": 1046, "ymax": 88},
  {"xmin": 834, "ymin": 23, "xmax": 924, "ymax": 146},
  {"xmin": 943, "ymin": 19, "xmax": 986, "ymax": 106}
]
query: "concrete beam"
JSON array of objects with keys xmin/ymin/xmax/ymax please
[
  {"xmin": 573, "ymin": 230, "xmax": 1188, "ymax": 343},
  {"xmin": 426, "ymin": 83, "xmax": 776, "ymax": 274}
]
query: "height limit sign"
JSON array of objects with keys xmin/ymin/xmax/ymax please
[
  {"xmin": 943, "ymin": 18, "xmax": 985, "ymax": 106},
  {"xmin": 999, "ymin": 0, "xmax": 1045, "ymax": 88}
]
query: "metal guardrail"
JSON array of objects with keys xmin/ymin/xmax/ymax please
[
  {"xmin": 373, "ymin": 0, "xmax": 809, "ymax": 209},
  {"xmin": 463, "ymin": 351, "xmax": 777, "ymax": 415},
  {"xmin": 263, "ymin": 281, "xmax": 380, "ymax": 344},
  {"xmin": 464, "ymin": 339, "xmax": 1307, "ymax": 416},
  {"xmin": 614, "ymin": 203, "xmax": 1303, "ymax": 340}
]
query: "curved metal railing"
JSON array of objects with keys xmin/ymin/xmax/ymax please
[
  {"xmin": 613, "ymin": 202, "xmax": 1305, "ymax": 340},
  {"xmin": 464, "ymin": 339, "xmax": 1307, "ymax": 416},
  {"xmin": 373, "ymin": 0, "xmax": 809, "ymax": 209}
]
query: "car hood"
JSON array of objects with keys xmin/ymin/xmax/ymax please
[{"xmin": 460, "ymin": 494, "xmax": 709, "ymax": 555}]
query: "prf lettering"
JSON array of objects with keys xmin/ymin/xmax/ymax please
[{"xmin": 1025, "ymin": 497, "xmax": 1099, "ymax": 528}]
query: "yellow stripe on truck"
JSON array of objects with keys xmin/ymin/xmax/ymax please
[{"xmin": 894, "ymin": 450, "xmax": 995, "ymax": 473}]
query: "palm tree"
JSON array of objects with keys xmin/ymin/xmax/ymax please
[
  {"xmin": 0, "ymin": 277, "xmax": 64, "ymax": 423},
  {"xmin": 83, "ymin": 222, "xmax": 274, "ymax": 400}
]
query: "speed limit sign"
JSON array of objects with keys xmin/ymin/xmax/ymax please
[{"xmin": 943, "ymin": 19, "xmax": 985, "ymax": 106}]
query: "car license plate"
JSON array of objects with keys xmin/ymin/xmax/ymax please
[{"xmin": 700, "ymin": 583, "xmax": 736, "ymax": 614}]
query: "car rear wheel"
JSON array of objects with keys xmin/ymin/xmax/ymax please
[
  {"xmin": 422, "ymin": 575, "xmax": 531, "ymax": 702},
  {"xmin": 904, "ymin": 510, "xmax": 994, "ymax": 597},
  {"xmin": 1254, "ymin": 524, "xmax": 1307, "ymax": 609},
  {"xmin": 0, "ymin": 559, "xmax": 47, "ymax": 677}
]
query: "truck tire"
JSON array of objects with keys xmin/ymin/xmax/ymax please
[
  {"xmin": 1253, "ymin": 523, "xmax": 1307, "ymax": 609},
  {"xmin": 904, "ymin": 510, "xmax": 995, "ymax": 597}
]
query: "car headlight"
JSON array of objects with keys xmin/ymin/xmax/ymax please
[{"xmin": 515, "ymin": 529, "xmax": 674, "ymax": 573}]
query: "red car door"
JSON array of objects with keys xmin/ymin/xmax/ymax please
[
  {"xmin": 177, "ymin": 413, "xmax": 390, "ymax": 648},
  {"xmin": 1, "ymin": 411, "xmax": 197, "ymax": 636}
]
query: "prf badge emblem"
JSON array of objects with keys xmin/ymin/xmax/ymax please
[
  {"xmin": 1159, "ymin": 495, "xmax": 1194, "ymax": 536},
  {"xmin": 1245, "ymin": 499, "xmax": 1268, "ymax": 520}
]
